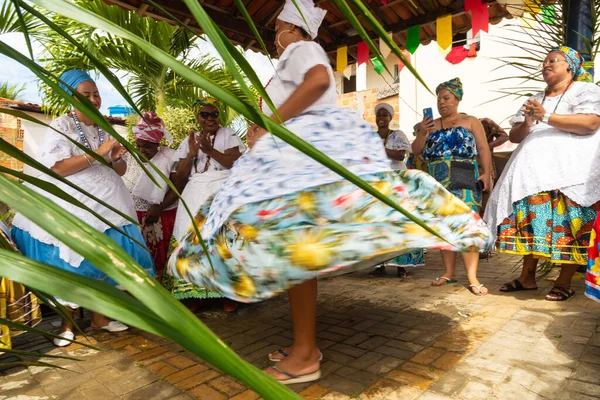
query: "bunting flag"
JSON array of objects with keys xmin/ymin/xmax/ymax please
[
  {"xmin": 380, "ymin": 32, "xmax": 393, "ymax": 58},
  {"xmin": 541, "ymin": 4, "xmax": 556, "ymax": 24},
  {"xmin": 436, "ymin": 14, "xmax": 453, "ymax": 50},
  {"xmin": 343, "ymin": 64, "xmax": 353, "ymax": 80},
  {"xmin": 464, "ymin": 0, "xmax": 481, "ymax": 12},
  {"xmin": 524, "ymin": 0, "xmax": 541, "ymax": 15},
  {"xmin": 406, "ymin": 25, "xmax": 420, "ymax": 54},
  {"xmin": 471, "ymin": 3, "xmax": 489, "ymax": 36},
  {"xmin": 336, "ymin": 45, "xmax": 348, "ymax": 73},
  {"xmin": 357, "ymin": 41, "xmax": 370, "ymax": 66},
  {"xmin": 371, "ymin": 57, "xmax": 384, "ymax": 75},
  {"xmin": 397, "ymin": 49, "xmax": 411, "ymax": 72},
  {"xmin": 446, "ymin": 46, "xmax": 469, "ymax": 65}
]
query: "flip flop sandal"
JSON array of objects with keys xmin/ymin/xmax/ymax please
[
  {"xmin": 53, "ymin": 330, "xmax": 75, "ymax": 347},
  {"xmin": 469, "ymin": 284, "xmax": 488, "ymax": 296},
  {"xmin": 499, "ymin": 279, "xmax": 538, "ymax": 292},
  {"xmin": 546, "ymin": 286, "xmax": 575, "ymax": 301},
  {"xmin": 269, "ymin": 349, "xmax": 323, "ymax": 363},
  {"xmin": 269, "ymin": 365, "xmax": 322, "ymax": 385},
  {"xmin": 431, "ymin": 277, "xmax": 457, "ymax": 286}
]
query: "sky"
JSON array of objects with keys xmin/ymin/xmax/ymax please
[{"xmin": 0, "ymin": 28, "xmax": 277, "ymax": 115}]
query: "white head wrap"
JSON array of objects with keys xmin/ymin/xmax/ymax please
[
  {"xmin": 375, "ymin": 103, "xmax": 394, "ymax": 119},
  {"xmin": 278, "ymin": 0, "xmax": 327, "ymax": 40}
]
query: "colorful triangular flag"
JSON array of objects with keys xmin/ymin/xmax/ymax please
[
  {"xmin": 436, "ymin": 14, "xmax": 453, "ymax": 50},
  {"xmin": 357, "ymin": 41, "xmax": 370, "ymax": 66},
  {"xmin": 471, "ymin": 3, "xmax": 489, "ymax": 36},
  {"xmin": 406, "ymin": 25, "xmax": 420, "ymax": 54},
  {"xmin": 336, "ymin": 46, "xmax": 348, "ymax": 73}
]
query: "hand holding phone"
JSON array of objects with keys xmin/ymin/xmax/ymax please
[
  {"xmin": 419, "ymin": 108, "xmax": 435, "ymax": 136},
  {"xmin": 423, "ymin": 107, "xmax": 434, "ymax": 122}
]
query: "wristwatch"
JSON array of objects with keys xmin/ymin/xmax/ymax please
[{"xmin": 542, "ymin": 112, "xmax": 551, "ymax": 123}]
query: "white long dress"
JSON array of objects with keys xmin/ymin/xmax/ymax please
[{"xmin": 171, "ymin": 127, "xmax": 245, "ymax": 242}]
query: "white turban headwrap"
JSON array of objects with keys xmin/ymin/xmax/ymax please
[
  {"xmin": 375, "ymin": 103, "xmax": 394, "ymax": 119},
  {"xmin": 278, "ymin": 0, "xmax": 327, "ymax": 40}
]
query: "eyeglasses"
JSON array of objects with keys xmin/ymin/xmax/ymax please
[
  {"xmin": 199, "ymin": 111, "xmax": 219, "ymax": 119},
  {"xmin": 539, "ymin": 56, "xmax": 566, "ymax": 69}
]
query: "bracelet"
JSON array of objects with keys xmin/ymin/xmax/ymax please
[{"xmin": 83, "ymin": 153, "xmax": 93, "ymax": 165}]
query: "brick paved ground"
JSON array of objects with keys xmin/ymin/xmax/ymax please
[{"xmin": 2, "ymin": 251, "xmax": 600, "ymax": 399}]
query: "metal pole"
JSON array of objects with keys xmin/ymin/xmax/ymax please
[{"xmin": 565, "ymin": 0, "xmax": 594, "ymax": 78}]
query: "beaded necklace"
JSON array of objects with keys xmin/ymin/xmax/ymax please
[
  {"xmin": 72, "ymin": 112, "xmax": 105, "ymax": 149},
  {"xmin": 258, "ymin": 77, "xmax": 274, "ymax": 111},
  {"xmin": 536, "ymin": 80, "xmax": 573, "ymax": 125}
]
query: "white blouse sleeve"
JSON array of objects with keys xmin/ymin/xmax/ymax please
[
  {"xmin": 571, "ymin": 83, "xmax": 600, "ymax": 115},
  {"xmin": 221, "ymin": 128, "xmax": 246, "ymax": 152},
  {"xmin": 38, "ymin": 116, "xmax": 79, "ymax": 169},
  {"xmin": 387, "ymin": 130, "xmax": 411, "ymax": 152},
  {"xmin": 174, "ymin": 135, "xmax": 191, "ymax": 160},
  {"xmin": 278, "ymin": 42, "xmax": 331, "ymax": 86}
]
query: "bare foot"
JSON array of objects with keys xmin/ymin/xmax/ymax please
[{"xmin": 223, "ymin": 299, "xmax": 238, "ymax": 313}]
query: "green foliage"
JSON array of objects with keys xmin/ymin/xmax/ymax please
[
  {"xmin": 125, "ymin": 107, "xmax": 199, "ymax": 149},
  {"xmin": 0, "ymin": 82, "xmax": 25, "ymax": 100}
]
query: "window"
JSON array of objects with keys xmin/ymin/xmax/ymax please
[{"xmin": 343, "ymin": 74, "xmax": 356, "ymax": 94}]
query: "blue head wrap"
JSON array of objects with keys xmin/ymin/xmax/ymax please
[
  {"xmin": 436, "ymin": 77, "xmax": 464, "ymax": 101},
  {"xmin": 58, "ymin": 69, "xmax": 94, "ymax": 95},
  {"xmin": 550, "ymin": 46, "xmax": 593, "ymax": 82}
]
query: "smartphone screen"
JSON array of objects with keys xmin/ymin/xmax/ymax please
[{"xmin": 423, "ymin": 107, "xmax": 433, "ymax": 121}]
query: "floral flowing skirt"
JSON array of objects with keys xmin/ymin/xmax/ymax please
[
  {"xmin": 497, "ymin": 190, "xmax": 600, "ymax": 265},
  {"xmin": 168, "ymin": 170, "xmax": 492, "ymax": 303},
  {"xmin": 586, "ymin": 214, "xmax": 600, "ymax": 302},
  {"xmin": 162, "ymin": 237, "xmax": 223, "ymax": 300},
  {"xmin": 137, "ymin": 208, "xmax": 177, "ymax": 281}
]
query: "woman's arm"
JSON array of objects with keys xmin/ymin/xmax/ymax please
[
  {"xmin": 470, "ymin": 117, "xmax": 493, "ymax": 191},
  {"xmin": 206, "ymin": 147, "xmax": 242, "ymax": 169},
  {"xmin": 386, "ymin": 149, "xmax": 406, "ymax": 161},
  {"xmin": 51, "ymin": 138, "xmax": 118, "ymax": 177},
  {"xmin": 545, "ymin": 113, "xmax": 600, "ymax": 135},
  {"xmin": 144, "ymin": 172, "xmax": 180, "ymax": 225},
  {"xmin": 411, "ymin": 117, "xmax": 435, "ymax": 155},
  {"xmin": 509, "ymin": 118, "xmax": 533, "ymax": 143}
]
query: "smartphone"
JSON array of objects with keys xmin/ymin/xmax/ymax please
[
  {"xmin": 423, "ymin": 107, "xmax": 434, "ymax": 121},
  {"xmin": 476, "ymin": 179, "xmax": 485, "ymax": 193}
]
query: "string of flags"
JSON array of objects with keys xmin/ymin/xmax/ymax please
[{"xmin": 336, "ymin": 0, "xmax": 490, "ymax": 77}]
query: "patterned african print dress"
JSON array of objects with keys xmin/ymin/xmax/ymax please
[
  {"xmin": 484, "ymin": 82, "xmax": 600, "ymax": 265},
  {"xmin": 166, "ymin": 41, "xmax": 492, "ymax": 303},
  {"xmin": 586, "ymin": 215, "xmax": 600, "ymax": 302},
  {"xmin": 422, "ymin": 126, "xmax": 482, "ymax": 212}
]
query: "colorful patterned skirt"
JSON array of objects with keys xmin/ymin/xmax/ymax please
[
  {"xmin": 137, "ymin": 208, "xmax": 177, "ymax": 282},
  {"xmin": 427, "ymin": 158, "xmax": 481, "ymax": 212},
  {"xmin": 386, "ymin": 250, "xmax": 425, "ymax": 268},
  {"xmin": 497, "ymin": 190, "xmax": 600, "ymax": 265},
  {"xmin": 586, "ymin": 214, "xmax": 600, "ymax": 302},
  {"xmin": 162, "ymin": 237, "xmax": 223, "ymax": 300},
  {"xmin": 168, "ymin": 170, "xmax": 492, "ymax": 303}
]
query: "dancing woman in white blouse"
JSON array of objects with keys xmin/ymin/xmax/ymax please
[{"xmin": 11, "ymin": 70, "xmax": 154, "ymax": 346}]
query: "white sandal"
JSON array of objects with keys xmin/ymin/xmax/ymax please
[
  {"xmin": 96, "ymin": 321, "xmax": 129, "ymax": 332},
  {"xmin": 270, "ymin": 366, "xmax": 321, "ymax": 385},
  {"xmin": 469, "ymin": 284, "xmax": 488, "ymax": 296},
  {"xmin": 53, "ymin": 330, "xmax": 75, "ymax": 347}
]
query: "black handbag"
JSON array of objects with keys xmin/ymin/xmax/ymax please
[{"xmin": 449, "ymin": 161, "xmax": 477, "ymax": 191}]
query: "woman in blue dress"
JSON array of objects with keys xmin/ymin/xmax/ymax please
[
  {"xmin": 11, "ymin": 70, "xmax": 154, "ymax": 346},
  {"xmin": 412, "ymin": 78, "xmax": 493, "ymax": 295}
]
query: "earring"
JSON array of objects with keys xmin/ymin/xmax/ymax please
[
  {"xmin": 276, "ymin": 30, "xmax": 295, "ymax": 50},
  {"xmin": 567, "ymin": 66, "xmax": 572, "ymax": 72}
]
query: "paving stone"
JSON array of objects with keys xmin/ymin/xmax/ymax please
[
  {"xmin": 299, "ymin": 383, "xmax": 330, "ymax": 400},
  {"xmin": 174, "ymin": 369, "xmax": 221, "ymax": 390},
  {"xmin": 565, "ymin": 379, "xmax": 600, "ymax": 397},
  {"xmin": 123, "ymin": 380, "xmax": 182, "ymax": 399},
  {"xmin": 321, "ymin": 392, "xmax": 353, "ymax": 400},
  {"xmin": 410, "ymin": 348, "xmax": 446, "ymax": 365},
  {"xmin": 323, "ymin": 349, "xmax": 356, "ymax": 364},
  {"xmin": 432, "ymin": 351, "xmax": 464, "ymax": 370},
  {"xmin": 385, "ymin": 369, "xmax": 433, "ymax": 390},
  {"xmin": 334, "ymin": 366, "xmax": 379, "ymax": 386},
  {"xmin": 147, "ymin": 361, "xmax": 179, "ymax": 378},
  {"xmin": 187, "ymin": 383, "xmax": 227, "ymax": 400},
  {"xmin": 342, "ymin": 332, "xmax": 371, "ymax": 346},
  {"xmin": 318, "ymin": 373, "xmax": 367, "ymax": 396},
  {"xmin": 94, "ymin": 364, "xmax": 158, "ymax": 396},
  {"xmin": 164, "ymin": 354, "xmax": 196, "ymax": 369},
  {"xmin": 349, "ymin": 351, "xmax": 385, "ymax": 370},
  {"xmin": 373, "ymin": 345, "xmax": 415, "ymax": 360},
  {"xmin": 230, "ymin": 389, "xmax": 260, "ymax": 400},
  {"xmin": 164, "ymin": 364, "xmax": 209, "ymax": 384},
  {"xmin": 330, "ymin": 343, "xmax": 368, "ymax": 358},
  {"xmin": 208, "ymin": 376, "xmax": 246, "ymax": 396},
  {"xmin": 357, "ymin": 336, "xmax": 389, "ymax": 350},
  {"xmin": 400, "ymin": 361, "xmax": 444, "ymax": 381},
  {"xmin": 458, "ymin": 380, "xmax": 493, "ymax": 399}
]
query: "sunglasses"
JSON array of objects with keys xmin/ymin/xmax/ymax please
[{"xmin": 199, "ymin": 111, "xmax": 220, "ymax": 119}]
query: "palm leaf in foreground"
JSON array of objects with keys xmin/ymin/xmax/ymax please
[{"xmin": 0, "ymin": 173, "xmax": 298, "ymax": 399}]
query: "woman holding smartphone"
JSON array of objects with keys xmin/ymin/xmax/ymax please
[{"xmin": 412, "ymin": 77, "xmax": 493, "ymax": 295}]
